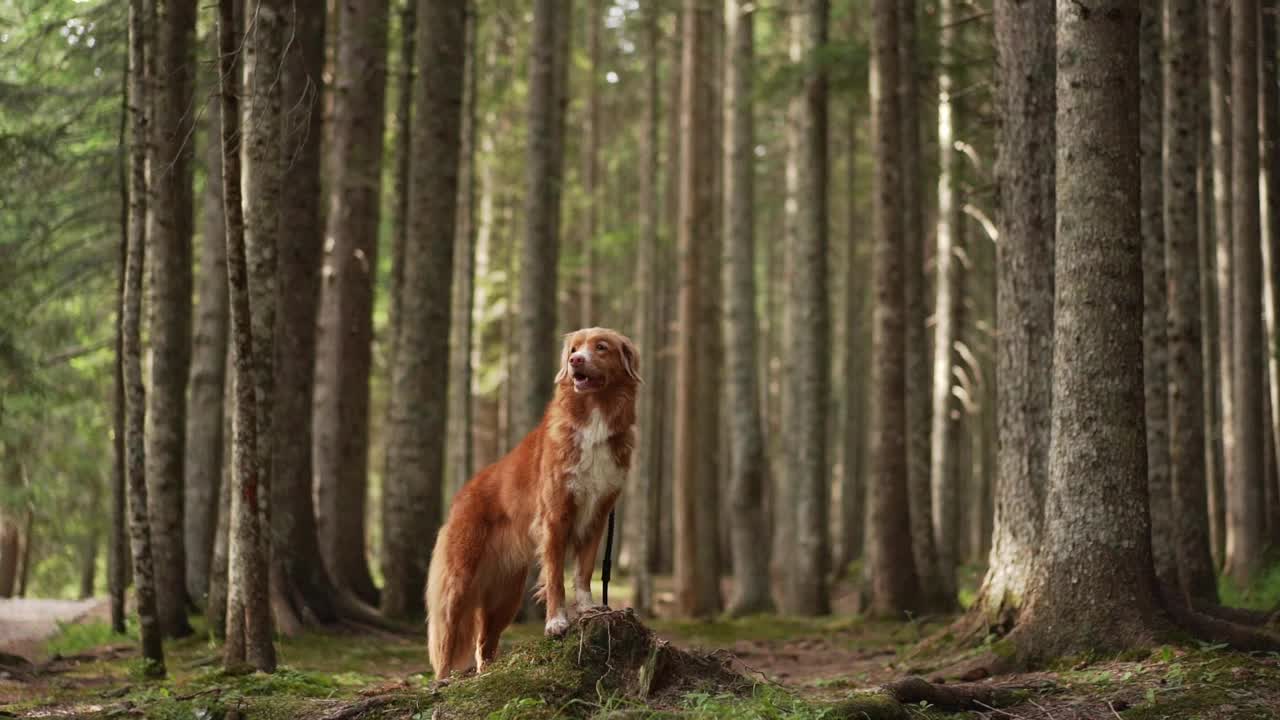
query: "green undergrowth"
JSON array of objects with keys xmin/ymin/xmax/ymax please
[{"xmin": 1218, "ymin": 560, "xmax": 1280, "ymax": 611}]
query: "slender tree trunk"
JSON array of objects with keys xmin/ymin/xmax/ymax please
[
  {"xmin": 867, "ymin": 0, "xmax": 921, "ymax": 617},
  {"xmin": 1016, "ymin": 0, "xmax": 1162, "ymax": 663},
  {"xmin": 927, "ymin": 0, "xmax": 960, "ymax": 608},
  {"xmin": 674, "ymin": 0, "xmax": 724, "ymax": 618},
  {"xmin": 723, "ymin": 0, "xmax": 772, "ymax": 617},
  {"xmin": 206, "ymin": 407, "xmax": 232, "ymax": 639},
  {"xmin": 126, "ymin": 0, "xmax": 165, "ymax": 674},
  {"xmin": 782, "ymin": 0, "xmax": 831, "ymax": 616},
  {"xmin": 111, "ymin": 65, "xmax": 130, "ymax": 631},
  {"xmin": 1200, "ymin": 68, "xmax": 1227, "ymax": 570},
  {"xmin": 273, "ymin": 0, "xmax": 336, "ymax": 630},
  {"xmin": 0, "ymin": 451, "xmax": 21, "ymax": 598},
  {"xmin": 449, "ymin": 4, "xmax": 478, "ymax": 499},
  {"xmin": 962, "ymin": 0, "xmax": 1054, "ymax": 635},
  {"xmin": 1209, "ymin": 2, "xmax": 1236, "ymax": 555},
  {"xmin": 515, "ymin": 0, "xmax": 566, "ymax": 439},
  {"xmin": 1141, "ymin": 0, "xmax": 1176, "ymax": 590},
  {"xmin": 147, "ymin": 0, "xmax": 197, "ymax": 639},
  {"xmin": 581, "ymin": 0, "xmax": 601, "ymax": 324},
  {"xmin": 80, "ymin": 489, "xmax": 99, "ymax": 599},
  {"xmin": 897, "ymin": 0, "xmax": 940, "ymax": 610},
  {"xmin": 388, "ymin": 0, "xmax": 415, "ymax": 382},
  {"xmin": 314, "ymin": 0, "xmax": 389, "ymax": 608},
  {"xmin": 1259, "ymin": 0, "xmax": 1280, "ymax": 553},
  {"xmin": 629, "ymin": 3, "xmax": 661, "ymax": 618},
  {"xmin": 839, "ymin": 108, "xmax": 867, "ymax": 573},
  {"xmin": 1165, "ymin": 0, "xmax": 1220, "ymax": 603},
  {"xmin": 1226, "ymin": 0, "xmax": 1266, "ymax": 586},
  {"xmin": 185, "ymin": 90, "xmax": 229, "ymax": 608},
  {"xmin": 381, "ymin": 0, "xmax": 466, "ymax": 621},
  {"xmin": 222, "ymin": 0, "xmax": 279, "ymax": 672}
]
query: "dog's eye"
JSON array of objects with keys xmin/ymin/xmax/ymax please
[{"xmin": 596, "ymin": 342, "xmax": 608, "ymax": 352}]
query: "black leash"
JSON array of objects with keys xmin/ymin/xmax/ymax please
[{"xmin": 601, "ymin": 508, "xmax": 615, "ymax": 607}]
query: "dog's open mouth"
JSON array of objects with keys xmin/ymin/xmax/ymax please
[{"xmin": 572, "ymin": 370, "xmax": 604, "ymax": 391}]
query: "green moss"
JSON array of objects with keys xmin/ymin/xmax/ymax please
[{"xmin": 1217, "ymin": 561, "xmax": 1280, "ymax": 610}]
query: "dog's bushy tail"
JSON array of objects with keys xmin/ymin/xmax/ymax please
[{"xmin": 427, "ymin": 524, "xmax": 478, "ymax": 678}]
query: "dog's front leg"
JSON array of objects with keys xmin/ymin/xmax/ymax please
[
  {"xmin": 573, "ymin": 491, "xmax": 620, "ymax": 614},
  {"xmin": 540, "ymin": 513, "xmax": 571, "ymax": 636}
]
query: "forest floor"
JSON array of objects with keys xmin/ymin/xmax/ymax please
[{"xmin": 2, "ymin": 574, "xmax": 1279, "ymax": 719}]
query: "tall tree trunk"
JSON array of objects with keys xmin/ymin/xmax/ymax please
[
  {"xmin": 581, "ymin": 0, "xmax": 601, "ymax": 324},
  {"xmin": 1165, "ymin": 0, "xmax": 1220, "ymax": 603},
  {"xmin": 723, "ymin": 0, "xmax": 772, "ymax": 617},
  {"xmin": 1226, "ymin": 0, "xmax": 1266, "ymax": 586},
  {"xmin": 314, "ymin": 0, "xmax": 390, "ymax": 608},
  {"xmin": 783, "ymin": 0, "xmax": 831, "ymax": 616},
  {"xmin": 1259, "ymin": 0, "xmax": 1280, "ymax": 554},
  {"xmin": 1199, "ymin": 67, "xmax": 1227, "ymax": 570},
  {"xmin": 111, "ymin": 65, "xmax": 130, "ymax": 631},
  {"xmin": 515, "ymin": 0, "xmax": 567, "ymax": 440},
  {"xmin": 1209, "ymin": 2, "xmax": 1236, "ymax": 557},
  {"xmin": 0, "ymin": 450, "xmax": 20, "ymax": 598},
  {"xmin": 629, "ymin": 3, "xmax": 661, "ymax": 618},
  {"xmin": 387, "ymin": 0, "xmax": 415, "ymax": 387},
  {"xmin": 900, "ymin": 0, "xmax": 940, "ymax": 610},
  {"xmin": 927, "ymin": 0, "xmax": 960, "ymax": 608},
  {"xmin": 147, "ymin": 0, "xmax": 197, "ymax": 640},
  {"xmin": 272, "ymin": 0, "xmax": 336, "ymax": 630},
  {"xmin": 206, "ymin": 406, "xmax": 232, "ymax": 640},
  {"xmin": 126, "ymin": 0, "xmax": 165, "ymax": 674},
  {"xmin": 1141, "ymin": 0, "xmax": 1176, "ymax": 590},
  {"xmin": 381, "ymin": 0, "xmax": 466, "ymax": 621},
  {"xmin": 222, "ymin": 0, "xmax": 280, "ymax": 673},
  {"xmin": 80, "ymin": 485, "xmax": 99, "ymax": 599},
  {"xmin": 449, "ymin": 4, "xmax": 478, "ymax": 499},
  {"xmin": 674, "ymin": 0, "xmax": 724, "ymax": 618},
  {"xmin": 185, "ymin": 91, "xmax": 229, "ymax": 608},
  {"xmin": 962, "ymin": 0, "xmax": 1054, "ymax": 635},
  {"xmin": 838, "ymin": 108, "xmax": 867, "ymax": 573},
  {"xmin": 1016, "ymin": 0, "xmax": 1160, "ymax": 663},
  {"xmin": 867, "ymin": 0, "xmax": 921, "ymax": 617}
]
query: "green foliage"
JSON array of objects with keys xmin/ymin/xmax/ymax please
[
  {"xmin": 1217, "ymin": 561, "xmax": 1280, "ymax": 610},
  {"xmin": 46, "ymin": 618, "xmax": 134, "ymax": 657}
]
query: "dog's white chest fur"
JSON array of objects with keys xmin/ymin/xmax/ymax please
[{"xmin": 567, "ymin": 409, "xmax": 626, "ymax": 539}]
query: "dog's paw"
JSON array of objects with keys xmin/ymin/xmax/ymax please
[{"xmin": 544, "ymin": 613, "xmax": 570, "ymax": 637}]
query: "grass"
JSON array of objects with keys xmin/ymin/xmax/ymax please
[{"xmin": 1217, "ymin": 560, "xmax": 1280, "ymax": 611}]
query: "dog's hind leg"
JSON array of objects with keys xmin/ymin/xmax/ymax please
[{"xmin": 476, "ymin": 568, "xmax": 528, "ymax": 672}]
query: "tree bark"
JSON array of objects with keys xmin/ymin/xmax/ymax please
[
  {"xmin": 628, "ymin": 4, "xmax": 661, "ymax": 618},
  {"xmin": 185, "ymin": 90, "xmax": 229, "ymax": 608},
  {"xmin": 1209, "ymin": 1, "xmax": 1236, "ymax": 564},
  {"xmin": 146, "ymin": 0, "xmax": 197, "ymax": 639},
  {"xmin": 1226, "ymin": 0, "xmax": 1266, "ymax": 586},
  {"xmin": 927, "ymin": 0, "xmax": 960, "ymax": 609},
  {"xmin": 206, "ymin": 407, "xmax": 232, "ymax": 640},
  {"xmin": 313, "ymin": 0, "xmax": 390, "ymax": 608},
  {"xmin": 381, "ymin": 0, "xmax": 466, "ymax": 621},
  {"xmin": 1165, "ymin": 0, "xmax": 1220, "ymax": 604},
  {"xmin": 867, "ymin": 0, "xmax": 921, "ymax": 618},
  {"xmin": 272, "ymin": 0, "xmax": 336, "ymax": 630},
  {"xmin": 222, "ymin": 0, "xmax": 279, "ymax": 672},
  {"xmin": 1199, "ymin": 66, "xmax": 1227, "ymax": 570},
  {"xmin": 1141, "ymin": 0, "xmax": 1176, "ymax": 590},
  {"xmin": 723, "ymin": 0, "xmax": 772, "ymax": 617},
  {"xmin": 111, "ymin": 66, "xmax": 130, "ymax": 631},
  {"xmin": 388, "ymin": 0, "xmax": 415, "ymax": 385},
  {"xmin": 963, "ymin": 0, "xmax": 1054, "ymax": 635},
  {"xmin": 1016, "ymin": 0, "xmax": 1163, "ymax": 663},
  {"xmin": 515, "ymin": 0, "xmax": 566, "ymax": 440},
  {"xmin": 782, "ymin": 0, "xmax": 831, "ymax": 616},
  {"xmin": 674, "ymin": 0, "xmax": 724, "ymax": 618},
  {"xmin": 899, "ymin": 0, "xmax": 940, "ymax": 610},
  {"xmin": 126, "ymin": 0, "xmax": 165, "ymax": 674},
  {"xmin": 580, "ymin": 0, "xmax": 601, "ymax": 324},
  {"xmin": 1259, "ymin": 0, "xmax": 1280, "ymax": 556},
  {"xmin": 448, "ymin": 3, "xmax": 478, "ymax": 499},
  {"xmin": 838, "ymin": 107, "xmax": 867, "ymax": 574}
]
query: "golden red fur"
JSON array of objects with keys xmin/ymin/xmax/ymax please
[{"xmin": 426, "ymin": 327, "xmax": 641, "ymax": 678}]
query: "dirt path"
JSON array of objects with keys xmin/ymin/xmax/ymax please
[{"xmin": 0, "ymin": 597, "xmax": 106, "ymax": 661}]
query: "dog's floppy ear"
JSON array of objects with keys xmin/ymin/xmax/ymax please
[
  {"xmin": 553, "ymin": 333, "xmax": 574, "ymax": 383},
  {"xmin": 619, "ymin": 337, "xmax": 643, "ymax": 384}
]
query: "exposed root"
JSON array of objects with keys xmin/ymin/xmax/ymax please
[{"xmin": 885, "ymin": 675, "xmax": 1024, "ymax": 711}]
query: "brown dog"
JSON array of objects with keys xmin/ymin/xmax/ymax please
[{"xmin": 426, "ymin": 327, "xmax": 640, "ymax": 678}]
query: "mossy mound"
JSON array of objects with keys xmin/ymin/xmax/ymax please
[{"xmin": 435, "ymin": 608, "xmax": 751, "ymax": 718}]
